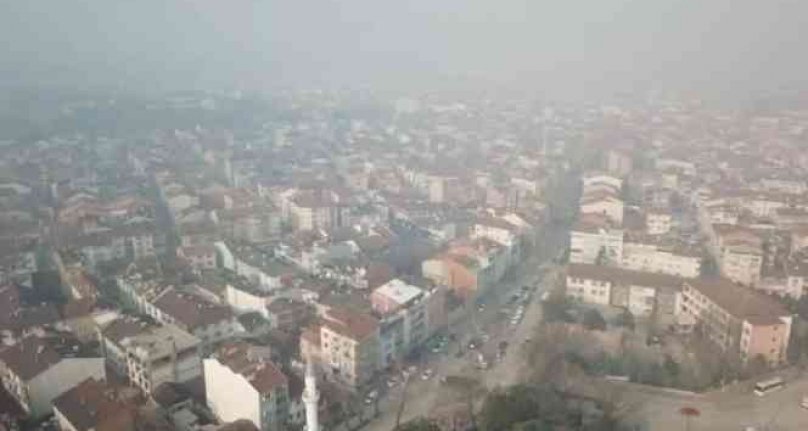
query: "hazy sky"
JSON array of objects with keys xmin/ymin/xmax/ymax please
[{"xmin": 2, "ymin": 0, "xmax": 807, "ymax": 97}]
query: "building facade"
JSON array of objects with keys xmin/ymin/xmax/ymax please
[{"xmin": 678, "ymin": 278, "xmax": 791, "ymax": 365}]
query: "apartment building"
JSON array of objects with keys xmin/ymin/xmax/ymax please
[
  {"xmin": 204, "ymin": 342, "xmax": 290, "ymax": 431},
  {"xmin": 582, "ymin": 174, "xmax": 623, "ymax": 193},
  {"xmin": 98, "ymin": 315, "xmax": 158, "ymax": 375},
  {"xmin": 422, "ymin": 238, "xmax": 510, "ymax": 301},
  {"xmin": 282, "ymin": 189, "xmax": 346, "ymax": 232},
  {"xmin": 177, "ymin": 244, "xmax": 218, "ymax": 272},
  {"xmin": 151, "ymin": 288, "xmax": 242, "ymax": 348},
  {"xmin": 678, "ymin": 278, "xmax": 792, "ymax": 365},
  {"xmin": 565, "ymin": 263, "xmax": 683, "ymax": 318},
  {"xmin": 621, "ymin": 238, "xmax": 701, "ymax": 278},
  {"xmin": 579, "ymin": 192, "xmax": 624, "ymax": 226},
  {"xmin": 721, "ymin": 242, "xmax": 763, "ymax": 287},
  {"xmin": 0, "ymin": 336, "xmax": 106, "ymax": 419},
  {"xmin": 569, "ymin": 214, "xmax": 624, "ymax": 265},
  {"xmin": 118, "ymin": 324, "xmax": 202, "ymax": 394},
  {"xmin": 645, "ymin": 211, "xmax": 672, "ymax": 235},
  {"xmin": 371, "ymin": 279, "xmax": 441, "ymax": 367},
  {"xmin": 713, "ymin": 225, "xmax": 764, "ymax": 287},
  {"xmin": 301, "ymin": 308, "xmax": 380, "ymax": 389}
]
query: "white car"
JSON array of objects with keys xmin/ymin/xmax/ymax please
[{"xmin": 421, "ymin": 369, "xmax": 434, "ymax": 380}]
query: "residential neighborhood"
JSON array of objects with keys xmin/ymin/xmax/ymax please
[{"xmin": 5, "ymin": 84, "xmax": 808, "ymax": 431}]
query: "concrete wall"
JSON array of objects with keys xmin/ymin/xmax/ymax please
[
  {"xmin": 226, "ymin": 284, "xmax": 270, "ymax": 318},
  {"xmin": 204, "ymin": 359, "xmax": 261, "ymax": 428}
]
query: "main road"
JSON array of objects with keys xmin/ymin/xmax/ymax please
[{"xmin": 359, "ymin": 221, "xmax": 569, "ymax": 431}]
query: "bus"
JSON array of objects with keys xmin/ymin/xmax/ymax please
[{"xmin": 753, "ymin": 377, "xmax": 785, "ymax": 396}]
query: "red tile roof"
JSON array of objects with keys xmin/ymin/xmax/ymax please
[
  {"xmin": 153, "ymin": 289, "xmax": 232, "ymax": 331},
  {"xmin": 53, "ymin": 378, "xmax": 137, "ymax": 431},
  {"xmin": 214, "ymin": 342, "xmax": 288, "ymax": 395},
  {"xmin": 323, "ymin": 308, "xmax": 378, "ymax": 341},
  {"xmin": 0, "ymin": 336, "xmax": 61, "ymax": 380}
]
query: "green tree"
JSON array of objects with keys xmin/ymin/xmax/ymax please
[
  {"xmin": 479, "ymin": 384, "xmax": 567, "ymax": 431},
  {"xmin": 595, "ymin": 247, "xmax": 608, "ymax": 265},
  {"xmin": 615, "ymin": 309, "xmax": 635, "ymax": 331},
  {"xmin": 541, "ymin": 292, "xmax": 572, "ymax": 323},
  {"xmin": 797, "ymin": 296, "xmax": 808, "ymax": 320},
  {"xmin": 583, "ymin": 309, "xmax": 607, "ymax": 331},
  {"xmin": 699, "ymin": 255, "xmax": 719, "ymax": 277},
  {"xmin": 397, "ymin": 418, "xmax": 441, "ymax": 431}
]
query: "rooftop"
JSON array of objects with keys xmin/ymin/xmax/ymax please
[
  {"xmin": 53, "ymin": 378, "xmax": 137, "ymax": 431},
  {"xmin": 152, "ymin": 288, "xmax": 233, "ymax": 331},
  {"xmin": 213, "ymin": 342, "xmax": 288, "ymax": 395},
  {"xmin": 119, "ymin": 324, "xmax": 200, "ymax": 360},
  {"xmin": 373, "ymin": 279, "xmax": 424, "ymax": 309},
  {"xmin": 101, "ymin": 315, "xmax": 159, "ymax": 344},
  {"xmin": 0, "ymin": 336, "xmax": 61, "ymax": 381},
  {"xmin": 323, "ymin": 307, "xmax": 379, "ymax": 341},
  {"xmin": 567, "ymin": 263, "xmax": 685, "ymax": 290},
  {"xmin": 686, "ymin": 277, "xmax": 790, "ymax": 325}
]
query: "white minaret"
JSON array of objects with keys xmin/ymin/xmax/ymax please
[{"xmin": 303, "ymin": 359, "xmax": 320, "ymax": 431}]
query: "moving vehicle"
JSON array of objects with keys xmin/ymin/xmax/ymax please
[{"xmin": 753, "ymin": 377, "xmax": 785, "ymax": 396}]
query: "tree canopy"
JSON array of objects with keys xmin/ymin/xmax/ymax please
[
  {"xmin": 397, "ymin": 418, "xmax": 441, "ymax": 431},
  {"xmin": 583, "ymin": 309, "xmax": 607, "ymax": 331}
]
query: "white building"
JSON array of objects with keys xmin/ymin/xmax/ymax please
[
  {"xmin": 226, "ymin": 284, "xmax": 274, "ymax": 318},
  {"xmin": 579, "ymin": 194, "xmax": 624, "ymax": 226},
  {"xmin": 300, "ymin": 308, "xmax": 380, "ymax": 389},
  {"xmin": 721, "ymin": 246, "xmax": 763, "ymax": 287},
  {"xmin": 645, "ymin": 211, "xmax": 672, "ymax": 235},
  {"xmin": 569, "ymin": 220, "xmax": 624, "ymax": 265},
  {"xmin": 204, "ymin": 342, "xmax": 290, "ymax": 431},
  {"xmin": 565, "ymin": 263, "xmax": 684, "ymax": 318},
  {"xmin": 303, "ymin": 360, "xmax": 319, "ymax": 431},
  {"xmin": 371, "ymin": 279, "xmax": 430, "ymax": 367},
  {"xmin": 582, "ymin": 174, "xmax": 623, "ymax": 193},
  {"xmin": 621, "ymin": 240, "xmax": 701, "ymax": 278},
  {"xmin": 0, "ymin": 337, "xmax": 106, "ymax": 420},
  {"xmin": 98, "ymin": 315, "xmax": 158, "ymax": 375}
]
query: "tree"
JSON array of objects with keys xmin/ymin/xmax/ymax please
[
  {"xmin": 583, "ymin": 309, "xmax": 607, "ymax": 331},
  {"xmin": 478, "ymin": 384, "xmax": 567, "ymax": 431},
  {"xmin": 397, "ymin": 418, "xmax": 441, "ymax": 431},
  {"xmin": 444, "ymin": 375, "xmax": 484, "ymax": 430},
  {"xmin": 595, "ymin": 247, "xmax": 608, "ymax": 266},
  {"xmin": 541, "ymin": 292, "xmax": 572, "ymax": 323},
  {"xmin": 745, "ymin": 354, "xmax": 770, "ymax": 378},
  {"xmin": 699, "ymin": 255, "xmax": 719, "ymax": 277},
  {"xmin": 797, "ymin": 296, "xmax": 808, "ymax": 320},
  {"xmin": 615, "ymin": 309, "xmax": 635, "ymax": 331}
]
